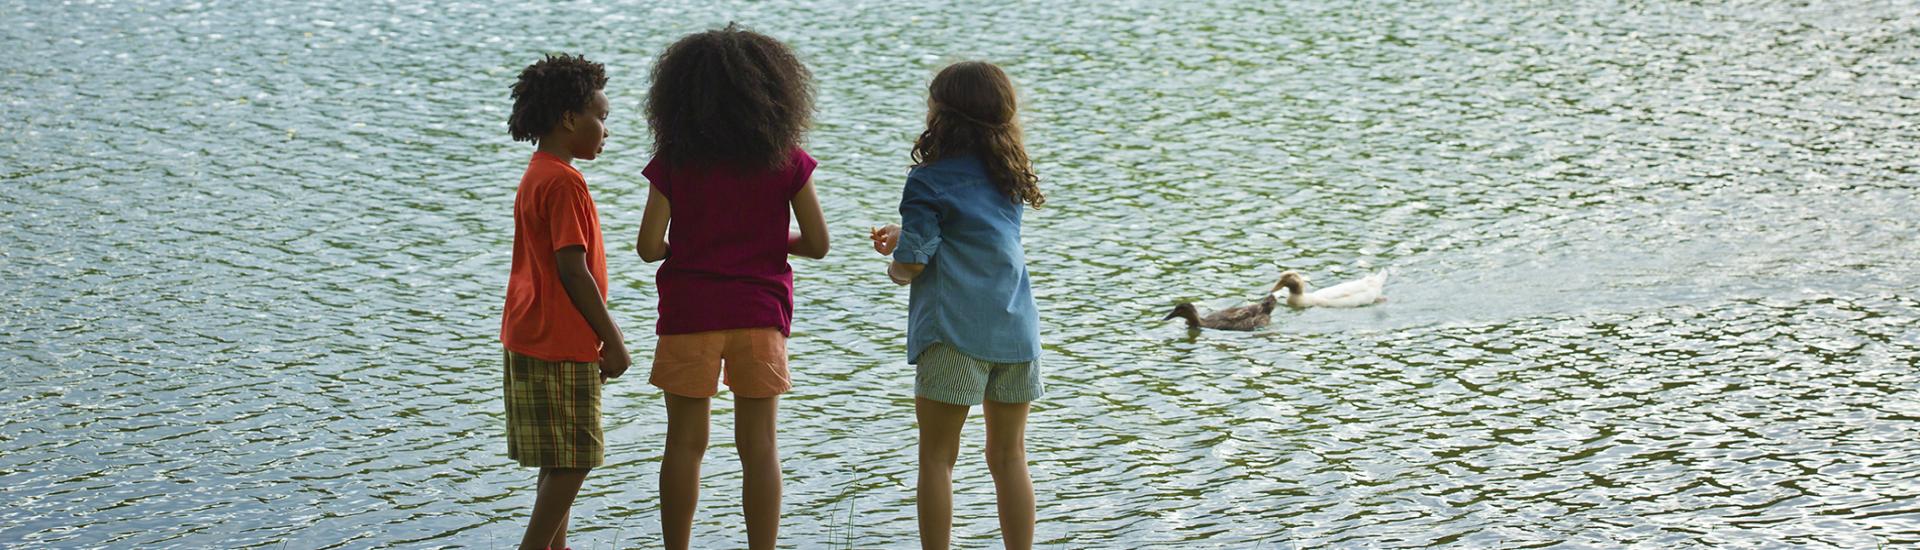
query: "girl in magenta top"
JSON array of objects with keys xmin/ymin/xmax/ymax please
[
  {"xmin": 643, "ymin": 147, "xmax": 818, "ymax": 336},
  {"xmin": 633, "ymin": 25, "xmax": 830, "ymax": 550}
]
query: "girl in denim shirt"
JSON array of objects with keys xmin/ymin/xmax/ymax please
[{"xmin": 872, "ymin": 61, "xmax": 1044, "ymax": 550}]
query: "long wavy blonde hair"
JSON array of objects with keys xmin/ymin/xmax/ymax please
[{"xmin": 911, "ymin": 61, "xmax": 1044, "ymax": 207}]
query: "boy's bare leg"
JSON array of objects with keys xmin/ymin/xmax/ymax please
[
  {"xmin": 736, "ymin": 395, "xmax": 782, "ymax": 550},
  {"xmin": 538, "ymin": 469, "xmax": 572, "ymax": 549},
  {"xmin": 520, "ymin": 467, "xmax": 589, "ymax": 550},
  {"xmin": 915, "ymin": 397, "xmax": 969, "ymax": 550},
  {"xmin": 984, "ymin": 400, "xmax": 1034, "ymax": 550},
  {"xmin": 662, "ymin": 393, "xmax": 712, "ymax": 550}
]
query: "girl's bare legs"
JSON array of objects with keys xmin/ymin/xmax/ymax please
[
  {"xmin": 520, "ymin": 467, "xmax": 589, "ymax": 550},
  {"xmin": 915, "ymin": 397, "xmax": 969, "ymax": 550},
  {"xmin": 661, "ymin": 393, "xmax": 711, "ymax": 550},
  {"xmin": 983, "ymin": 400, "xmax": 1034, "ymax": 550},
  {"xmin": 736, "ymin": 396, "xmax": 782, "ymax": 550}
]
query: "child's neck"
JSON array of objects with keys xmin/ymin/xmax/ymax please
[{"xmin": 537, "ymin": 136, "xmax": 574, "ymax": 164}]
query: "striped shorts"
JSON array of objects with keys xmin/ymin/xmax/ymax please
[
  {"xmin": 503, "ymin": 349, "xmax": 603, "ymax": 469},
  {"xmin": 914, "ymin": 343, "xmax": 1045, "ymax": 406}
]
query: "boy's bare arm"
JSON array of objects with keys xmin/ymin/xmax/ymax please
[{"xmin": 555, "ymin": 246, "xmax": 629, "ymax": 380}]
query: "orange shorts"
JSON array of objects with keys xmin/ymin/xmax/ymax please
[{"xmin": 649, "ymin": 327, "xmax": 790, "ymax": 398}]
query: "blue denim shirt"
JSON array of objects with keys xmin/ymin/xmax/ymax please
[{"xmin": 894, "ymin": 156, "xmax": 1041, "ymax": 364}]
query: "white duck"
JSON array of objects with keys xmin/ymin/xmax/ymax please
[{"xmin": 1273, "ymin": 270, "xmax": 1389, "ymax": 309}]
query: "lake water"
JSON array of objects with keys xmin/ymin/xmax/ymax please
[{"xmin": 3, "ymin": 0, "xmax": 1918, "ymax": 548}]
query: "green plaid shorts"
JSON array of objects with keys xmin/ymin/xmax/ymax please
[{"xmin": 504, "ymin": 349, "xmax": 603, "ymax": 469}]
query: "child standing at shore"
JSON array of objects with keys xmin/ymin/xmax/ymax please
[
  {"xmin": 633, "ymin": 25, "xmax": 828, "ymax": 550},
  {"xmin": 872, "ymin": 61, "xmax": 1045, "ymax": 550},
  {"xmin": 499, "ymin": 53, "xmax": 628, "ymax": 550}
]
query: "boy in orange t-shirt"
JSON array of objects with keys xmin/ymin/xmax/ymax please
[{"xmin": 498, "ymin": 53, "xmax": 628, "ymax": 550}]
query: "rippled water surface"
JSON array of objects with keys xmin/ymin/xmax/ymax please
[{"xmin": 4, "ymin": 0, "xmax": 1918, "ymax": 548}]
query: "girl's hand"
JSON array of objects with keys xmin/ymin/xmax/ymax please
[{"xmin": 871, "ymin": 224, "xmax": 901, "ymax": 256}]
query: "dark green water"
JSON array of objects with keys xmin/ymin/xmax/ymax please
[{"xmin": 3, "ymin": 0, "xmax": 1917, "ymax": 547}]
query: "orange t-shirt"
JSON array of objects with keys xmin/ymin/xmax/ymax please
[{"xmin": 500, "ymin": 151, "xmax": 609, "ymax": 363}]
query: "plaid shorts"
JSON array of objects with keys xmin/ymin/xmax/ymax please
[{"xmin": 504, "ymin": 349, "xmax": 603, "ymax": 469}]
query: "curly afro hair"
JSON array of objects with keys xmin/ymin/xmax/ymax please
[
  {"xmin": 647, "ymin": 23, "xmax": 813, "ymax": 171},
  {"xmin": 509, "ymin": 53, "xmax": 608, "ymax": 144}
]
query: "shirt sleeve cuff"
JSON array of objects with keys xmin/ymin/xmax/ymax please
[{"xmin": 892, "ymin": 233, "xmax": 939, "ymax": 264}]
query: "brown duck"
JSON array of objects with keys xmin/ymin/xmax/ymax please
[{"xmin": 1163, "ymin": 281, "xmax": 1285, "ymax": 331}]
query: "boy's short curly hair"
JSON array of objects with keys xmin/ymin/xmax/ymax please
[
  {"xmin": 647, "ymin": 23, "xmax": 813, "ymax": 171},
  {"xmin": 509, "ymin": 53, "xmax": 608, "ymax": 143}
]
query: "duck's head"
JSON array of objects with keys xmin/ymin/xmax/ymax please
[
  {"xmin": 1275, "ymin": 271, "xmax": 1309, "ymax": 294},
  {"xmin": 1164, "ymin": 302, "xmax": 1203, "ymax": 329}
]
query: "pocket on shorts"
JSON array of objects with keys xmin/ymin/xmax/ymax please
[{"xmin": 654, "ymin": 333, "xmax": 722, "ymax": 366}]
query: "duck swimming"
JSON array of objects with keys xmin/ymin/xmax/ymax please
[
  {"xmin": 1274, "ymin": 270, "xmax": 1388, "ymax": 309},
  {"xmin": 1164, "ymin": 281, "xmax": 1285, "ymax": 331}
]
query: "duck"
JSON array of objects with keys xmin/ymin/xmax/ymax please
[
  {"xmin": 1273, "ymin": 270, "xmax": 1388, "ymax": 309},
  {"xmin": 1164, "ymin": 281, "xmax": 1285, "ymax": 331}
]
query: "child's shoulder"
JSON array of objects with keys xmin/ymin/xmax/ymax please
[
  {"xmin": 784, "ymin": 147, "xmax": 818, "ymax": 179},
  {"xmin": 908, "ymin": 155, "xmax": 985, "ymax": 179},
  {"xmin": 521, "ymin": 160, "xmax": 591, "ymax": 208},
  {"xmin": 788, "ymin": 147, "xmax": 816, "ymax": 165},
  {"xmin": 527, "ymin": 156, "xmax": 587, "ymax": 188}
]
